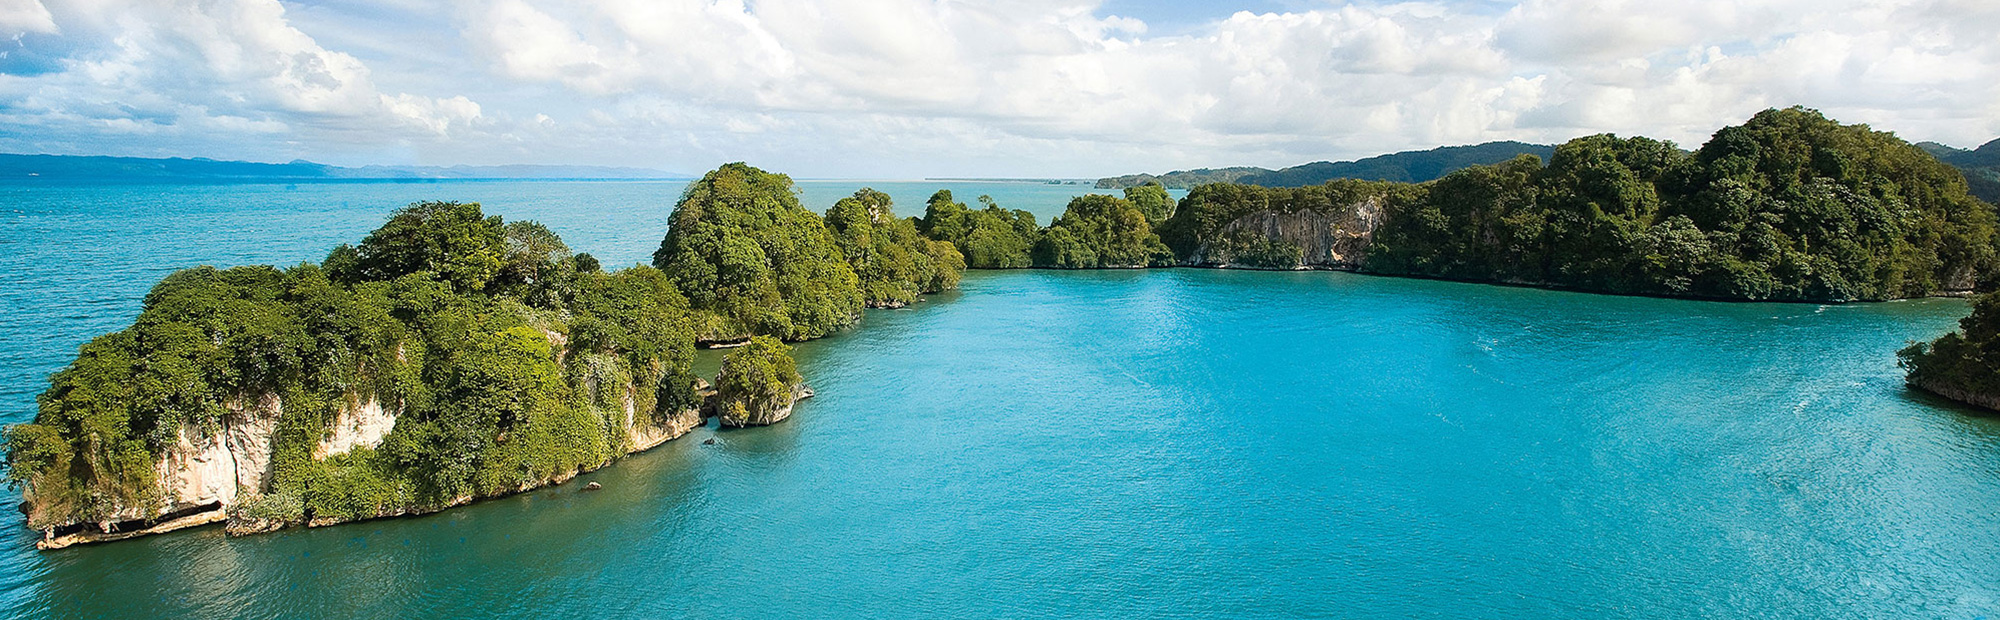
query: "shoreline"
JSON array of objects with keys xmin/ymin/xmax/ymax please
[{"xmin": 966, "ymin": 264, "xmax": 1978, "ymax": 306}]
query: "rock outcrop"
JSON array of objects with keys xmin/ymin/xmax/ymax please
[
  {"xmin": 36, "ymin": 380, "xmax": 709, "ymax": 549},
  {"xmin": 41, "ymin": 393, "xmax": 292, "ymax": 549},
  {"xmin": 1909, "ymin": 377, "xmax": 2000, "ymax": 412},
  {"xmin": 713, "ymin": 385, "xmax": 814, "ymax": 428},
  {"xmin": 1181, "ymin": 197, "xmax": 1384, "ymax": 270},
  {"xmin": 313, "ymin": 397, "xmax": 398, "ymax": 460}
]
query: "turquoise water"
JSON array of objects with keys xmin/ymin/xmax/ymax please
[{"xmin": 2, "ymin": 182, "xmax": 1998, "ymax": 617}]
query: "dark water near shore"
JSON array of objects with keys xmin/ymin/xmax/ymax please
[{"xmin": 2, "ymin": 182, "xmax": 1998, "ymax": 618}]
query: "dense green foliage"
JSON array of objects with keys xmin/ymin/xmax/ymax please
[
  {"xmin": 653, "ymin": 163, "xmax": 862, "ymax": 341},
  {"xmin": 6, "ymin": 202, "xmax": 701, "ymax": 530},
  {"xmin": 824, "ymin": 189, "xmax": 964, "ymax": 307},
  {"xmin": 1900, "ymin": 292, "xmax": 2000, "ymax": 402},
  {"xmin": 1123, "ymin": 183, "xmax": 1176, "ymax": 223},
  {"xmin": 711, "ymin": 336, "xmax": 803, "ymax": 427},
  {"xmin": 1032, "ymin": 194, "xmax": 1174, "ymax": 268},
  {"xmin": 917, "ymin": 191, "xmax": 1040, "ymax": 269},
  {"xmin": 1164, "ymin": 108, "xmax": 1998, "ymax": 302}
]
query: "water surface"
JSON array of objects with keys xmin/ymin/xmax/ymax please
[{"xmin": 0, "ymin": 182, "xmax": 1995, "ymax": 618}]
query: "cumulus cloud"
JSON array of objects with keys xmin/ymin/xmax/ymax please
[
  {"xmin": 0, "ymin": 0, "xmax": 1996, "ymax": 175},
  {"xmin": 0, "ymin": 0, "xmax": 480, "ymax": 159}
]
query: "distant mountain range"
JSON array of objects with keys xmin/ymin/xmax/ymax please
[
  {"xmin": 1096, "ymin": 141, "xmax": 1556, "ymax": 189},
  {"xmin": 0, "ymin": 154, "xmax": 686, "ymax": 181},
  {"xmin": 1919, "ymin": 139, "xmax": 2000, "ymax": 205}
]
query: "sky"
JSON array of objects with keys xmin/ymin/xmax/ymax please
[{"xmin": 0, "ymin": 0, "xmax": 1994, "ymax": 178}]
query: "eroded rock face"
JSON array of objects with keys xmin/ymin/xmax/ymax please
[
  {"xmin": 1911, "ymin": 377, "xmax": 2000, "ymax": 411},
  {"xmin": 153, "ymin": 393, "xmax": 282, "ymax": 514},
  {"xmin": 158, "ymin": 425, "xmax": 238, "ymax": 511},
  {"xmin": 223, "ymin": 393, "xmax": 282, "ymax": 496},
  {"xmin": 315, "ymin": 397, "xmax": 398, "ymax": 460},
  {"xmin": 620, "ymin": 390, "xmax": 705, "ymax": 453},
  {"xmin": 1187, "ymin": 197, "xmax": 1384, "ymax": 269},
  {"xmin": 715, "ymin": 385, "xmax": 814, "ymax": 428}
]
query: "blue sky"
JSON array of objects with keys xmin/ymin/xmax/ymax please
[{"xmin": 0, "ymin": 0, "xmax": 1995, "ymax": 177}]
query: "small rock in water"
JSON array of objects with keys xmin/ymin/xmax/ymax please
[
  {"xmin": 703, "ymin": 438, "xmax": 716, "ymax": 445},
  {"xmin": 583, "ymin": 482, "xmax": 602, "ymax": 491}
]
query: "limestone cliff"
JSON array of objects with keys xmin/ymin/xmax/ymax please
[
  {"xmin": 35, "ymin": 382, "xmax": 706, "ymax": 550},
  {"xmin": 1181, "ymin": 197, "xmax": 1383, "ymax": 270},
  {"xmin": 1158, "ymin": 182, "xmax": 1392, "ymax": 272}
]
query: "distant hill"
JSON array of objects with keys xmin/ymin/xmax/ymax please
[
  {"xmin": 1096, "ymin": 141, "xmax": 1555, "ymax": 190},
  {"xmin": 1920, "ymin": 139, "xmax": 2000, "ymax": 205},
  {"xmin": 1095, "ymin": 167, "xmax": 1271, "ymax": 190},
  {"xmin": 0, "ymin": 154, "xmax": 685, "ymax": 182}
]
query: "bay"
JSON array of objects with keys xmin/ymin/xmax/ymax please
[{"xmin": 0, "ymin": 181, "xmax": 1996, "ymax": 618}]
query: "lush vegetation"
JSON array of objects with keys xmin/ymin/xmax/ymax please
[
  {"xmin": 917, "ymin": 190, "xmax": 1041, "ymax": 269},
  {"xmin": 6, "ymin": 201, "xmax": 703, "ymax": 530},
  {"xmin": 711, "ymin": 336, "xmax": 804, "ymax": 427},
  {"xmin": 1161, "ymin": 108, "xmax": 1999, "ymax": 302},
  {"xmin": 653, "ymin": 163, "xmax": 863, "ymax": 341},
  {"xmin": 1124, "ymin": 183, "xmax": 1176, "ymax": 224},
  {"xmin": 1901, "ymin": 292, "xmax": 2000, "ymax": 404},
  {"xmin": 824, "ymin": 189, "xmax": 964, "ymax": 307},
  {"xmin": 1032, "ymin": 194, "xmax": 1174, "ymax": 268}
]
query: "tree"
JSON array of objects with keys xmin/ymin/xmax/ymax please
[{"xmin": 1124, "ymin": 182, "xmax": 1176, "ymax": 224}]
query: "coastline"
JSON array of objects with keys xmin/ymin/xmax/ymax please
[
  {"xmin": 974, "ymin": 264, "xmax": 1979, "ymax": 306},
  {"xmin": 36, "ymin": 406, "xmax": 711, "ymax": 551}
]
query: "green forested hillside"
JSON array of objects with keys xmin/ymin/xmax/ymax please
[
  {"xmin": 1094, "ymin": 142, "xmax": 1553, "ymax": 190},
  {"xmin": 1237, "ymin": 141, "xmax": 1555, "ymax": 187},
  {"xmin": 1033, "ymin": 194, "xmax": 1173, "ymax": 268},
  {"xmin": 1923, "ymin": 139, "xmax": 2000, "ymax": 206},
  {"xmin": 1162, "ymin": 108, "xmax": 1999, "ymax": 302}
]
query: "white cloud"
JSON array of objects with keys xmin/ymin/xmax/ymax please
[
  {"xmin": 0, "ymin": 0, "xmax": 480, "ymax": 159},
  {"xmin": 0, "ymin": 0, "xmax": 56, "ymax": 37},
  {"xmin": 0, "ymin": 0, "xmax": 1996, "ymax": 175}
]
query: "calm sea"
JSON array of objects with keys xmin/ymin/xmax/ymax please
[{"xmin": 0, "ymin": 181, "xmax": 1995, "ymax": 618}]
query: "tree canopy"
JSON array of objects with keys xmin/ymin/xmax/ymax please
[
  {"xmin": 1032, "ymin": 194, "xmax": 1174, "ymax": 268},
  {"xmin": 653, "ymin": 163, "xmax": 863, "ymax": 341},
  {"xmin": 825, "ymin": 188, "xmax": 965, "ymax": 307},
  {"xmin": 917, "ymin": 190, "xmax": 1040, "ymax": 269}
]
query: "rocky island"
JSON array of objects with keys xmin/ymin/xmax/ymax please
[{"xmin": 6, "ymin": 164, "xmax": 893, "ymax": 549}]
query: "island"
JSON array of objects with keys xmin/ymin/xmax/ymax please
[{"xmin": 6, "ymin": 165, "xmax": 859, "ymax": 549}]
